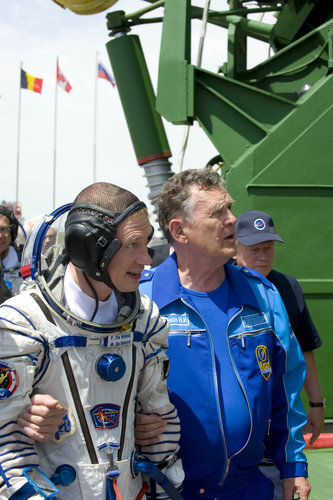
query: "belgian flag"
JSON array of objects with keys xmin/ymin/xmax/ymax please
[{"xmin": 20, "ymin": 69, "xmax": 43, "ymax": 94}]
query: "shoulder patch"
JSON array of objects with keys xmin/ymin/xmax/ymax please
[
  {"xmin": 0, "ymin": 361, "xmax": 19, "ymax": 400},
  {"xmin": 140, "ymin": 269, "xmax": 154, "ymax": 283},
  {"xmin": 52, "ymin": 406, "xmax": 76, "ymax": 444},
  {"xmin": 239, "ymin": 266, "xmax": 275, "ymax": 290}
]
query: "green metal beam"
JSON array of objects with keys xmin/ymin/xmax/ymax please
[
  {"xmin": 106, "ymin": 33, "xmax": 171, "ymax": 164},
  {"xmin": 156, "ymin": 0, "xmax": 192, "ymax": 123}
]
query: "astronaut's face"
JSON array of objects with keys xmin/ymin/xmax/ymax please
[
  {"xmin": 107, "ymin": 210, "xmax": 152, "ymax": 293},
  {"xmin": 0, "ymin": 215, "xmax": 12, "ymax": 257}
]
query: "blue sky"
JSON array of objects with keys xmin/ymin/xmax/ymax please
[{"xmin": 0, "ymin": 0, "xmax": 273, "ymax": 221}]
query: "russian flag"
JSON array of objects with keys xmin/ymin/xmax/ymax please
[{"xmin": 97, "ymin": 63, "xmax": 115, "ymax": 87}]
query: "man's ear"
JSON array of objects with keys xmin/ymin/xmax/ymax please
[{"xmin": 169, "ymin": 219, "xmax": 187, "ymax": 244}]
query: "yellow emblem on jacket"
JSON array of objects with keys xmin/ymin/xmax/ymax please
[{"xmin": 256, "ymin": 345, "xmax": 272, "ymax": 380}]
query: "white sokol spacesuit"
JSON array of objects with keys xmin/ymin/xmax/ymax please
[{"xmin": 0, "ymin": 203, "xmax": 183, "ymax": 500}]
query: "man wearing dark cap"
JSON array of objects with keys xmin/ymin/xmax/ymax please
[
  {"xmin": 235, "ymin": 210, "xmax": 284, "ymax": 277},
  {"xmin": 236, "ymin": 209, "xmax": 324, "ymax": 444},
  {"xmin": 235, "ymin": 210, "xmax": 324, "ymax": 498}
]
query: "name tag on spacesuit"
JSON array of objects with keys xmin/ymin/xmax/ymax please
[{"xmin": 241, "ymin": 313, "xmax": 268, "ymax": 329}]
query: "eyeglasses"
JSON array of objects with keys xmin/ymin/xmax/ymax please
[{"xmin": 0, "ymin": 226, "xmax": 10, "ymax": 235}]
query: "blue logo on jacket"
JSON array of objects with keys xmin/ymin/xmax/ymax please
[{"xmin": 90, "ymin": 403, "xmax": 120, "ymax": 429}]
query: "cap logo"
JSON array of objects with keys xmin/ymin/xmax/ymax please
[{"xmin": 254, "ymin": 218, "xmax": 265, "ymax": 231}]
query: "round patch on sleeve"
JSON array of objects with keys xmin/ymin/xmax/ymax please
[{"xmin": 0, "ymin": 361, "xmax": 19, "ymax": 400}]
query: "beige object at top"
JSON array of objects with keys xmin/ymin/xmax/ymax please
[{"xmin": 53, "ymin": 0, "xmax": 118, "ymax": 15}]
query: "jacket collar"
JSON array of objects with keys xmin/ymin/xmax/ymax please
[{"xmin": 152, "ymin": 252, "xmax": 260, "ymax": 312}]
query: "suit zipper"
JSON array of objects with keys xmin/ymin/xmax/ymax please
[
  {"xmin": 118, "ymin": 344, "xmax": 136, "ymax": 460},
  {"xmin": 224, "ymin": 306, "xmax": 253, "ymax": 465},
  {"xmin": 180, "ymin": 298, "xmax": 230, "ymax": 485},
  {"xmin": 230, "ymin": 326, "xmax": 273, "ymax": 349}
]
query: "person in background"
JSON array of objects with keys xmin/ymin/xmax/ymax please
[
  {"xmin": 0, "ymin": 182, "xmax": 183, "ymax": 499},
  {"xmin": 0, "ymin": 260, "xmax": 12, "ymax": 303},
  {"xmin": 0, "ymin": 205, "xmax": 23, "ymax": 300},
  {"xmin": 235, "ymin": 210, "xmax": 325, "ymax": 445},
  {"xmin": 23, "ymin": 214, "xmax": 43, "ymax": 236},
  {"xmin": 42, "ymin": 226, "xmax": 57, "ymax": 254}
]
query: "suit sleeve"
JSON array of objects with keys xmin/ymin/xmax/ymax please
[
  {"xmin": 135, "ymin": 295, "xmax": 184, "ymax": 487},
  {"xmin": 264, "ymin": 287, "xmax": 308, "ymax": 479},
  {"xmin": 0, "ymin": 305, "xmax": 46, "ymax": 499}
]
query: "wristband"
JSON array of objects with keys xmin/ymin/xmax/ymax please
[{"xmin": 309, "ymin": 398, "xmax": 326, "ymax": 408}]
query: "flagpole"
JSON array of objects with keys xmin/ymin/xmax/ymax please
[
  {"xmin": 16, "ymin": 62, "xmax": 23, "ymax": 203},
  {"xmin": 93, "ymin": 51, "xmax": 98, "ymax": 183},
  {"xmin": 53, "ymin": 56, "xmax": 58, "ymax": 209}
]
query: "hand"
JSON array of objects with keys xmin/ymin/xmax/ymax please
[
  {"xmin": 135, "ymin": 410, "xmax": 165, "ymax": 446},
  {"xmin": 282, "ymin": 477, "xmax": 311, "ymax": 500},
  {"xmin": 303, "ymin": 407, "xmax": 325, "ymax": 446},
  {"xmin": 17, "ymin": 394, "xmax": 66, "ymax": 442}
]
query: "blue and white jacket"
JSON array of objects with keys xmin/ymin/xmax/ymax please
[{"xmin": 140, "ymin": 253, "xmax": 308, "ymax": 498}]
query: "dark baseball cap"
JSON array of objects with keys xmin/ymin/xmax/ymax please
[{"xmin": 235, "ymin": 210, "xmax": 284, "ymax": 246}]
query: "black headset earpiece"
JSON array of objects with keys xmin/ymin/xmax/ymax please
[
  {"xmin": 64, "ymin": 201, "xmax": 146, "ymax": 284},
  {"xmin": 65, "ymin": 210, "xmax": 117, "ymax": 282},
  {"xmin": 0, "ymin": 206, "xmax": 19, "ymax": 241}
]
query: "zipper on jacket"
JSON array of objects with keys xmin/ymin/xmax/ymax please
[
  {"xmin": 169, "ymin": 329, "xmax": 204, "ymax": 348},
  {"xmin": 223, "ymin": 307, "xmax": 254, "ymax": 469},
  {"xmin": 187, "ymin": 332, "xmax": 191, "ymax": 346},
  {"xmin": 118, "ymin": 344, "xmax": 137, "ymax": 460},
  {"xmin": 219, "ymin": 457, "xmax": 231, "ymax": 487},
  {"xmin": 179, "ymin": 298, "xmax": 230, "ymax": 485},
  {"xmin": 267, "ymin": 418, "xmax": 271, "ymax": 436},
  {"xmin": 231, "ymin": 326, "xmax": 273, "ymax": 350}
]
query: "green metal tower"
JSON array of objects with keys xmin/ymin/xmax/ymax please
[{"xmin": 105, "ymin": 0, "xmax": 333, "ymax": 419}]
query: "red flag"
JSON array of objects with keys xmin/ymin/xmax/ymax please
[{"xmin": 57, "ymin": 60, "xmax": 72, "ymax": 93}]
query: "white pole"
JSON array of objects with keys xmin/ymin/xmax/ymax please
[
  {"xmin": 93, "ymin": 52, "xmax": 98, "ymax": 183},
  {"xmin": 53, "ymin": 56, "xmax": 58, "ymax": 209},
  {"xmin": 177, "ymin": 0, "xmax": 211, "ymax": 173},
  {"xmin": 16, "ymin": 62, "xmax": 23, "ymax": 203}
]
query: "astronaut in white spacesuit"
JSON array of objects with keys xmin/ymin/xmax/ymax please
[{"xmin": 0, "ymin": 182, "xmax": 183, "ymax": 500}]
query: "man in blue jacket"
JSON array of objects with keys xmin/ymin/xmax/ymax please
[{"xmin": 138, "ymin": 168, "xmax": 310, "ymax": 500}]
